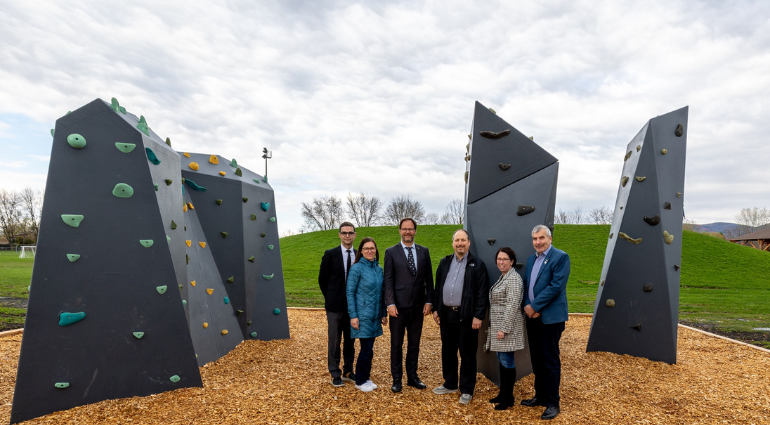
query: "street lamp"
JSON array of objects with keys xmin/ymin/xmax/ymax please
[{"xmin": 262, "ymin": 147, "xmax": 272, "ymax": 179}]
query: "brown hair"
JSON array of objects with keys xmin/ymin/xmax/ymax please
[
  {"xmin": 494, "ymin": 247, "xmax": 517, "ymax": 266},
  {"xmin": 339, "ymin": 222, "xmax": 355, "ymax": 232},
  {"xmin": 399, "ymin": 217, "xmax": 417, "ymax": 230},
  {"xmin": 354, "ymin": 237, "xmax": 379, "ymax": 263}
]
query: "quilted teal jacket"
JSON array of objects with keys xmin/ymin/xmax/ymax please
[{"xmin": 346, "ymin": 257, "xmax": 386, "ymax": 339}]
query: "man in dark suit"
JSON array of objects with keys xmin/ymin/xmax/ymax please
[
  {"xmin": 383, "ymin": 217, "xmax": 434, "ymax": 392},
  {"xmin": 521, "ymin": 225, "xmax": 571, "ymax": 420},
  {"xmin": 431, "ymin": 229, "xmax": 489, "ymax": 405},
  {"xmin": 318, "ymin": 222, "xmax": 358, "ymax": 387}
]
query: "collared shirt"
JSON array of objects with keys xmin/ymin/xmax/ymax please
[
  {"xmin": 443, "ymin": 253, "xmax": 467, "ymax": 307},
  {"xmin": 341, "ymin": 244, "xmax": 354, "ymax": 279},
  {"xmin": 528, "ymin": 245, "xmax": 552, "ymax": 303},
  {"xmin": 401, "ymin": 241, "xmax": 417, "ymax": 273}
]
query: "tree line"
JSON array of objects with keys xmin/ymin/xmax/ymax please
[{"xmin": 0, "ymin": 188, "xmax": 43, "ymax": 246}]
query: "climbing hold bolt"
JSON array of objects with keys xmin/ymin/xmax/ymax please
[
  {"xmin": 67, "ymin": 134, "xmax": 86, "ymax": 149},
  {"xmin": 112, "ymin": 183, "xmax": 134, "ymax": 198}
]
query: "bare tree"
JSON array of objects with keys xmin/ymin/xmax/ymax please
[
  {"xmin": 383, "ymin": 195, "xmax": 425, "ymax": 225},
  {"xmin": 734, "ymin": 207, "xmax": 770, "ymax": 236},
  {"xmin": 19, "ymin": 187, "xmax": 42, "ymax": 242},
  {"xmin": 555, "ymin": 208, "xmax": 570, "ymax": 224},
  {"xmin": 588, "ymin": 206, "xmax": 613, "ymax": 224},
  {"xmin": 441, "ymin": 199, "xmax": 464, "ymax": 225},
  {"xmin": 300, "ymin": 196, "xmax": 343, "ymax": 231},
  {"xmin": 424, "ymin": 212, "xmax": 440, "ymax": 225},
  {"xmin": 569, "ymin": 206, "xmax": 585, "ymax": 224},
  {"xmin": 0, "ymin": 189, "xmax": 23, "ymax": 245},
  {"xmin": 346, "ymin": 193, "xmax": 382, "ymax": 228}
]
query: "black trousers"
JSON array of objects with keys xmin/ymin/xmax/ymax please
[
  {"xmin": 389, "ymin": 305, "xmax": 424, "ymax": 380},
  {"xmin": 525, "ymin": 317, "xmax": 565, "ymax": 407},
  {"xmin": 326, "ymin": 311, "xmax": 355, "ymax": 378},
  {"xmin": 439, "ymin": 309, "xmax": 479, "ymax": 395},
  {"xmin": 356, "ymin": 338, "xmax": 375, "ymax": 385}
]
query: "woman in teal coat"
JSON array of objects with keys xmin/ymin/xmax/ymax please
[{"xmin": 347, "ymin": 237, "xmax": 388, "ymax": 392}]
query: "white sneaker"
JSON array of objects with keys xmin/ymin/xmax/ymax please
[
  {"xmin": 366, "ymin": 380, "xmax": 378, "ymax": 389},
  {"xmin": 355, "ymin": 382, "xmax": 374, "ymax": 392},
  {"xmin": 433, "ymin": 384, "xmax": 458, "ymax": 395}
]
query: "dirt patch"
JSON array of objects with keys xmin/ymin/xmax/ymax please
[
  {"xmin": 0, "ymin": 298, "xmax": 27, "ymax": 332},
  {"xmin": 679, "ymin": 320, "xmax": 770, "ymax": 347}
]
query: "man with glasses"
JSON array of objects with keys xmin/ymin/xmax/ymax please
[
  {"xmin": 383, "ymin": 217, "xmax": 434, "ymax": 392},
  {"xmin": 318, "ymin": 222, "xmax": 358, "ymax": 387},
  {"xmin": 431, "ymin": 229, "xmax": 489, "ymax": 405}
]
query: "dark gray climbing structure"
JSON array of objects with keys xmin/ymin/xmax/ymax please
[
  {"xmin": 11, "ymin": 99, "xmax": 202, "ymax": 424},
  {"xmin": 586, "ymin": 106, "xmax": 689, "ymax": 364},
  {"xmin": 464, "ymin": 101, "xmax": 559, "ymax": 385},
  {"xmin": 180, "ymin": 153, "xmax": 289, "ymax": 341}
]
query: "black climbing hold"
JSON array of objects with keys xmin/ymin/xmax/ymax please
[
  {"xmin": 165, "ymin": 137, "xmax": 172, "ymax": 147},
  {"xmin": 248, "ymin": 255, "xmax": 255, "ymax": 262},
  {"xmin": 137, "ymin": 115, "xmax": 150, "ymax": 136},
  {"xmin": 487, "ymin": 238, "xmax": 496, "ymax": 245},
  {"xmin": 227, "ymin": 276, "xmax": 234, "ymax": 283},
  {"xmin": 235, "ymin": 167, "xmax": 243, "ymax": 177},
  {"xmin": 643, "ymin": 215, "xmax": 660, "ymax": 226},
  {"xmin": 145, "ymin": 148, "xmax": 161, "ymax": 165},
  {"xmin": 643, "ymin": 284, "xmax": 653, "ymax": 292},
  {"xmin": 499, "ymin": 163, "xmax": 511, "ymax": 170},
  {"xmin": 516, "ymin": 205, "xmax": 535, "ymax": 216},
  {"xmin": 674, "ymin": 265, "xmax": 680, "ymax": 271},
  {"xmin": 221, "ymin": 232, "xmax": 228, "ymax": 239},
  {"xmin": 215, "ymin": 199, "xmax": 222, "ymax": 205},
  {"xmin": 479, "ymin": 129, "xmax": 510, "ymax": 139},
  {"xmin": 675, "ymin": 123, "xmax": 684, "ymax": 137},
  {"xmin": 630, "ymin": 324, "xmax": 642, "ymax": 331},
  {"xmin": 514, "ymin": 262, "xmax": 523, "ymax": 270},
  {"xmin": 171, "ymin": 220, "xmax": 177, "ymax": 230},
  {"xmin": 242, "ymin": 197, "xmax": 248, "ymax": 203},
  {"xmin": 165, "ymin": 179, "xmax": 173, "ymax": 186},
  {"xmin": 186, "ymin": 254, "xmax": 189, "ymax": 265},
  {"xmin": 185, "ymin": 179, "xmax": 207, "ymax": 191}
]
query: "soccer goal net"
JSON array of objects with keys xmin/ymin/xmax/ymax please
[{"xmin": 19, "ymin": 246, "xmax": 37, "ymax": 258}]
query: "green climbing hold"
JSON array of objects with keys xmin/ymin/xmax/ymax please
[
  {"xmin": 185, "ymin": 179, "xmax": 207, "ymax": 191},
  {"xmin": 248, "ymin": 255, "xmax": 255, "ymax": 262},
  {"xmin": 171, "ymin": 220, "xmax": 177, "ymax": 230},
  {"xmin": 263, "ymin": 274, "xmax": 274, "ymax": 280},
  {"xmin": 261, "ymin": 202, "xmax": 270, "ymax": 211},
  {"xmin": 263, "ymin": 176, "xmax": 268, "ymax": 183},
  {"xmin": 112, "ymin": 183, "xmax": 134, "ymax": 198},
  {"xmin": 237, "ymin": 310, "xmax": 244, "ymax": 316},
  {"xmin": 165, "ymin": 179, "xmax": 172, "ymax": 186},
  {"xmin": 110, "ymin": 97, "xmax": 125, "ymax": 113},
  {"xmin": 230, "ymin": 158, "xmax": 237, "ymax": 167},
  {"xmin": 251, "ymin": 332, "xmax": 257, "ymax": 338},
  {"xmin": 61, "ymin": 214, "xmax": 84, "ymax": 227},
  {"xmin": 268, "ymin": 245, "xmax": 274, "ymax": 250},
  {"xmin": 140, "ymin": 239, "xmax": 154, "ymax": 248},
  {"xmin": 166, "ymin": 235, "xmax": 171, "ymax": 242},
  {"xmin": 154, "ymin": 183, "xmax": 159, "ymax": 191},
  {"xmin": 67, "ymin": 134, "xmax": 86, "ymax": 149},
  {"xmin": 170, "ymin": 375, "xmax": 181, "ymax": 383},
  {"xmin": 253, "ymin": 179, "xmax": 260, "ymax": 184},
  {"xmin": 261, "ymin": 233, "xmax": 266, "ymax": 237},
  {"xmin": 179, "ymin": 284, "xmax": 183, "ymax": 290},
  {"xmin": 137, "ymin": 115, "xmax": 150, "ymax": 136},
  {"xmin": 221, "ymin": 232, "xmax": 228, "ymax": 239},
  {"xmin": 157, "ymin": 285, "xmax": 168, "ymax": 294},
  {"xmin": 145, "ymin": 147, "xmax": 160, "ymax": 165},
  {"xmin": 216, "ymin": 199, "xmax": 223, "ymax": 205},
  {"xmin": 235, "ymin": 167, "xmax": 243, "ymax": 177},
  {"xmin": 269, "ymin": 217, "xmax": 276, "ymax": 222},
  {"xmin": 115, "ymin": 142, "xmax": 136, "ymax": 153},
  {"xmin": 50, "ymin": 129, "xmax": 55, "ymax": 137},
  {"xmin": 273, "ymin": 308, "xmax": 281, "ymax": 315},
  {"xmin": 59, "ymin": 312, "xmax": 86, "ymax": 326},
  {"xmin": 250, "ymin": 214, "xmax": 256, "ymax": 221},
  {"xmin": 246, "ymin": 321, "xmax": 251, "ymax": 325},
  {"xmin": 242, "ymin": 197, "xmax": 248, "ymax": 203},
  {"xmin": 133, "ymin": 332, "xmax": 145, "ymax": 339},
  {"xmin": 55, "ymin": 382, "xmax": 70, "ymax": 389},
  {"xmin": 67, "ymin": 254, "xmax": 80, "ymax": 262},
  {"xmin": 182, "ymin": 300, "xmax": 187, "ymax": 306},
  {"xmin": 227, "ymin": 276, "xmax": 234, "ymax": 283},
  {"xmin": 224, "ymin": 297, "xmax": 230, "ymax": 304},
  {"xmin": 165, "ymin": 137, "xmax": 172, "ymax": 147},
  {"xmin": 182, "ymin": 178, "xmax": 186, "ymax": 183}
]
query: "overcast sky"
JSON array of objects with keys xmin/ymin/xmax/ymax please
[{"xmin": 1, "ymin": 0, "xmax": 769, "ymax": 234}]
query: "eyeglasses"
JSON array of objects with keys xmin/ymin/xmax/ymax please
[
  {"xmin": 339, "ymin": 232, "xmax": 355, "ymax": 236},
  {"xmin": 400, "ymin": 228, "xmax": 415, "ymax": 232},
  {"xmin": 362, "ymin": 247, "xmax": 377, "ymax": 251},
  {"xmin": 496, "ymin": 258, "xmax": 512, "ymax": 263}
]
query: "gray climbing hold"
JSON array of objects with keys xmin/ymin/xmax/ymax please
[
  {"xmin": 137, "ymin": 116, "xmax": 150, "ymax": 136},
  {"xmin": 67, "ymin": 134, "xmax": 86, "ymax": 149},
  {"xmin": 499, "ymin": 163, "xmax": 511, "ymax": 170},
  {"xmin": 215, "ymin": 199, "xmax": 222, "ymax": 205},
  {"xmin": 621, "ymin": 176, "xmax": 629, "ymax": 187},
  {"xmin": 248, "ymin": 255, "xmax": 255, "ymax": 262},
  {"xmin": 263, "ymin": 274, "xmax": 274, "ymax": 280},
  {"xmin": 250, "ymin": 332, "xmax": 257, "ymax": 338},
  {"xmin": 663, "ymin": 231, "xmax": 674, "ymax": 244},
  {"xmin": 635, "ymin": 176, "xmax": 646, "ymax": 182},
  {"xmin": 268, "ymin": 245, "xmax": 274, "ymax": 250},
  {"xmin": 171, "ymin": 220, "xmax": 177, "ymax": 230},
  {"xmin": 221, "ymin": 232, "xmax": 228, "ymax": 239},
  {"xmin": 643, "ymin": 284, "xmax": 653, "ymax": 292},
  {"xmin": 269, "ymin": 217, "xmax": 276, "ymax": 222},
  {"xmin": 59, "ymin": 312, "xmax": 86, "ymax": 326},
  {"xmin": 227, "ymin": 276, "xmax": 234, "ymax": 283},
  {"xmin": 664, "ymin": 202, "xmax": 671, "ymax": 210},
  {"xmin": 133, "ymin": 332, "xmax": 144, "ymax": 339},
  {"xmin": 661, "ymin": 149, "xmax": 668, "ymax": 155},
  {"xmin": 139, "ymin": 239, "xmax": 154, "ymax": 248},
  {"xmin": 184, "ymin": 179, "xmax": 207, "ymax": 191},
  {"xmin": 242, "ymin": 197, "xmax": 248, "ymax": 203},
  {"xmin": 112, "ymin": 183, "xmax": 134, "ymax": 198},
  {"xmin": 516, "ymin": 205, "xmax": 535, "ymax": 216},
  {"xmin": 61, "ymin": 214, "xmax": 84, "ymax": 227},
  {"xmin": 675, "ymin": 123, "xmax": 684, "ymax": 137},
  {"xmin": 251, "ymin": 214, "xmax": 256, "ymax": 221},
  {"xmin": 55, "ymin": 382, "xmax": 70, "ymax": 389},
  {"xmin": 67, "ymin": 254, "xmax": 80, "ymax": 262},
  {"xmin": 145, "ymin": 147, "xmax": 161, "ymax": 165},
  {"xmin": 235, "ymin": 167, "xmax": 243, "ymax": 177},
  {"xmin": 618, "ymin": 232, "xmax": 642, "ymax": 245},
  {"xmin": 115, "ymin": 143, "xmax": 136, "ymax": 153},
  {"xmin": 157, "ymin": 285, "xmax": 167, "ymax": 294},
  {"xmin": 479, "ymin": 129, "xmax": 510, "ymax": 139},
  {"xmin": 487, "ymin": 238, "xmax": 495, "ymax": 245},
  {"xmin": 170, "ymin": 375, "xmax": 181, "ymax": 383},
  {"xmin": 643, "ymin": 215, "xmax": 660, "ymax": 226},
  {"xmin": 605, "ymin": 299, "xmax": 615, "ymax": 307}
]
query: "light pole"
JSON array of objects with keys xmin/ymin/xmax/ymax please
[{"xmin": 262, "ymin": 147, "xmax": 272, "ymax": 179}]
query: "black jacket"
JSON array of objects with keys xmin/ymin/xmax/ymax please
[
  {"xmin": 318, "ymin": 246, "xmax": 356, "ymax": 312},
  {"xmin": 433, "ymin": 251, "xmax": 489, "ymax": 322}
]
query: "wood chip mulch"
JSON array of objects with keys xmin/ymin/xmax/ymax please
[{"xmin": 0, "ymin": 310, "xmax": 768, "ymax": 424}]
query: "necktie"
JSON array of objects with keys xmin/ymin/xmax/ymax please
[
  {"xmin": 406, "ymin": 247, "xmax": 416, "ymax": 277},
  {"xmin": 346, "ymin": 249, "xmax": 352, "ymax": 279}
]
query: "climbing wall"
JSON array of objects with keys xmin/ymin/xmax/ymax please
[
  {"xmin": 464, "ymin": 101, "xmax": 559, "ymax": 385},
  {"xmin": 11, "ymin": 99, "xmax": 202, "ymax": 424},
  {"xmin": 180, "ymin": 153, "xmax": 289, "ymax": 341},
  {"xmin": 586, "ymin": 107, "xmax": 689, "ymax": 364}
]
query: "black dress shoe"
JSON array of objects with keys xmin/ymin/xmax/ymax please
[
  {"xmin": 331, "ymin": 376, "xmax": 344, "ymax": 387},
  {"xmin": 391, "ymin": 379, "xmax": 403, "ymax": 393},
  {"xmin": 407, "ymin": 378, "xmax": 427, "ymax": 390},
  {"xmin": 520, "ymin": 397, "xmax": 546, "ymax": 407},
  {"xmin": 541, "ymin": 406, "xmax": 560, "ymax": 420}
]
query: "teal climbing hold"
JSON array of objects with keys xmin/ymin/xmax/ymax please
[
  {"xmin": 61, "ymin": 214, "xmax": 84, "ymax": 227},
  {"xmin": 170, "ymin": 375, "xmax": 181, "ymax": 383},
  {"xmin": 145, "ymin": 147, "xmax": 160, "ymax": 165},
  {"xmin": 227, "ymin": 276, "xmax": 234, "ymax": 283},
  {"xmin": 248, "ymin": 255, "xmax": 255, "ymax": 262},
  {"xmin": 242, "ymin": 197, "xmax": 248, "ymax": 203},
  {"xmin": 182, "ymin": 300, "xmax": 187, "ymax": 306},
  {"xmin": 154, "ymin": 183, "xmax": 159, "ymax": 191},
  {"xmin": 250, "ymin": 214, "xmax": 256, "ymax": 221},
  {"xmin": 67, "ymin": 254, "xmax": 80, "ymax": 262},
  {"xmin": 157, "ymin": 285, "xmax": 168, "ymax": 294},
  {"xmin": 137, "ymin": 115, "xmax": 150, "ymax": 136},
  {"xmin": 140, "ymin": 239, "xmax": 154, "ymax": 248},
  {"xmin": 251, "ymin": 332, "xmax": 257, "ymax": 338},
  {"xmin": 115, "ymin": 142, "xmax": 136, "ymax": 153},
  {"xmin": 268, "ymin": 245, "xmax": 274, "ymax": 250},
  {"xmin": 215, "ymin": 199, "xmax": 222, "ymax": 205},
  {"xmin": 235, "ymin": 167, "xmax": 243, "ymax": 177},
  {"xmin": 261, "ymin": 202, "xmax": 270, "ymax": 211},
  {"xmin": 133, "ymin": 332, "xmax": 145, "ymax": 339},
  {"xmin": 50, "ymin": 129, "xmax": 55, "ymax": 137},
  {"xmin": 263, "ymin": 176, "xmax": 268, "ymax": 183},
  {"xmin": 221, "ymin": 232, "xmax": 228, "ymax": 239},
  {"xmin": 230, "ymin": 158, "xmax": 237, "ymax": 167},
  {"xmin": 67, "ymin": 134, "xmax": 86, "ymax": 149},
  {"xmin": 252, "ymin": 179, "xmax": 260, "ymax": 184},
  {"xmin": 112, "ymin": 183, "xmax": 134, "ymax": 198},
  {"xmin": 166, "ymin": 235, "xmax": 171, "ymax": 242},
  {"xmin": 263, "ymin": 274, "xmax": 274, "ymax": 280},
  {"xmin": 269, "ymin": 217, "xmax": 276, "ymax": 222},
  {"xmin": 185, "ymin": 179, "xmax": 207, "ymax": 191},
  {"xmin": 171, "ymin": 220, "xmax": 177, "ymax": 230},
  {"xmin": 224, "ymin": 297, "xmax": 229, "ymax": 304},
  {"xmin": 165, "ymin": 179, "xmax": 172, "ymax": 186},
  {"xmin": 59, "ymin": 312, "xmax": 86, "ymax": 326},
  {"xmin": 55, "ymin": 382, "xmax": 70, "ymax": 389},
  {"xmin": 273, "ymin": 308, "xmax": 281, "ymax": 315}
]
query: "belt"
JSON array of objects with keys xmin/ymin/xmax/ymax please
[{"xmin": 446, "ymin": 306, "xmax": 460, "ymax": 311}]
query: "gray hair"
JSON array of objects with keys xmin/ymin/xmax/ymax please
[
  {"xmin": 452, "ymin": 229, "xmax": 469, "ymax": 240},
  {"xmin": 531, "ymin": 225, "xmax": 552, "ymax": 237}
]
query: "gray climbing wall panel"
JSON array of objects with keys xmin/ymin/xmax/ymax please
[
  {"xmin": 11, "ymin": 99, "xmax": 202, "ymax": 424},
  {"xmin": 586, "ymin": 106, "xmax": 688, "ymax": 364},
  {"xmin": 465, "ymin": 101, "xmax": 559, "ymax": 385},
  {"xmin": 180, "ymin": 153, "xmax": 290, "ymax": 341}
]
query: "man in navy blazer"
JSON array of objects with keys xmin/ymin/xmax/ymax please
[
  {"xmin": 521, "ymin": 225, "xmax": 570, "ymax": 420},
  {"xmin": 318, "ymin": 222, "xmax": 358, "ymax": 387},
  {"xmin": 382, "ymin": 217, "xmax": 434, "ymax": 392}
]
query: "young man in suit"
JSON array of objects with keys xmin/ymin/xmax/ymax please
[
  {"xmin": 318, "ymin": 222, "xmax": 358, "ymax": 387},
  {"xmin": 383, "ymin": 217, "xmax": 434, "ymax": 393},
  {"xmin": 521, "ymin": 224, "xmax": 571, "ymax": 420}
]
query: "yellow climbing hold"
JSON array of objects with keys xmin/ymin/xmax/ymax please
[
  {"xmin": 209, "ymin": 155, "xmax": 219, "ymax": 164},
  {"xmin": 183, "ymin": 204, "xmax": 188, "ymax": 212},
  {"xmin": 203, "ymin": 322, "xmax": 208, "ymax": 328},
  {"xmin": 190, "ymin": 280, "xmax": 196, "ymax": 287},
  {"xmin": 187, "ymin": 202, "xmax": 194, "ymax": 210},
  {"xmin": 221, "ymin": 330, "xmax": 228, "ymax": 335},
  {"xmin": 183, "ymin": 152, "xmax": 190, "ymax": 158},
  {"xmin": 189, "ymin": 162, "xmax": 199, "ymax": 171},
  {"xmin": 185, "ymin": 240, "xmax": 192, "ymax": 247},
  {"xmin": 199, "ymin": 241, "xmax": 206, "ymax": 248},
  {"xmin": 206, "ymin": 288, "xmax": 214, "ymax": 295},
  {"xmin": 219, "ymin": 171, "xmax": 226, "ymax": 176}
]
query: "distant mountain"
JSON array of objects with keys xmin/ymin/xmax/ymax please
[{"xmin": 692, "ymin": 222, "xmax": 740, "ymax": 235}]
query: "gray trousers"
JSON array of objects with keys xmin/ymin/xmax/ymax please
[{"xmin": 326, "ymin": 311, "xmax": 355, "ymax": 377}]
